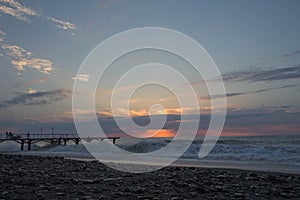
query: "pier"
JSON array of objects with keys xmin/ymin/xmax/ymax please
[{"xmin": 0, "ymin": 133, "xmax": 120, "ymax": 151}]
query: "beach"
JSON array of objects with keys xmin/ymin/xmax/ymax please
[{"xmin": 1, "ymin": 154, "xmax": 299, "ymax": 199}]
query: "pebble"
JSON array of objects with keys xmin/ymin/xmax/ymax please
[
  {"xmin": 1, "ymin": 191, "xmax": 8, "ymax": 196},
  {"xmin": 103, "ymin": 177, "xmax": 123, "ymax": 182},
  {"xmin": 234, "ymin": 192, "xmax": 244, "ymax": 197},
  {"xmin": 99, "ymin": 195, "xmax": 106, "ymax": 199},
  {"xmin": 77, "ymin": 190, "xmax": 86, "ymax": 195},
  {"xmin": 55, "ymin": 192, "xmax": 66, "ymax": 196},
  {"xmin": 0, "ymin": 154, "xmax": 299, "ymax": 200},
  {"xmin": 189, "ymin": 192, "xmax": 198, "ymax": 197}
]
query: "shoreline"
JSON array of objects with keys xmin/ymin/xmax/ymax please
[
  {"xmin": 1, "ymin": 153, "xmax": 300, "ymax": 199},
  {"xmin": 3, "ymin": 150, "xmax": 300, "ymax": 175}
]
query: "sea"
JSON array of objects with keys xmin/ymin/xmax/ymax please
[{"xmin": 0, "ymin": 135, "xmax": 299, "ymax": 174}]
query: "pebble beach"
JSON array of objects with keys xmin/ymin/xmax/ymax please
[{"xmin": 1, "ymin": 154, "xmax": 300, "ymax": 199}]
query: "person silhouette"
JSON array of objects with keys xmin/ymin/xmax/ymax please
[{"xmin": 9, "ymin": 131, "xmax": 12, "ymax": 139}]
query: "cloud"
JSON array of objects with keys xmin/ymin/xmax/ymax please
[
  {"xmin": 202, "ymin": 84, "xmax": 297, "ymax": 99},
  {"xmin": 47, "ymin": 17, "xmax": 77, "ymax": 31},
  {"xmin": 97, "ymin": 107, "xmax": 199, "ymax": 118},
  {"xmin": 0, "ymin": 1, "xmax": 76, "ymax": 72},
  {"xmin": 0, "ymin": 0, "xmax": 77, "ymax": 32},
  {"xmin": 60, "ymin": 106, "xmax": 300, "ymax": 137},
  {"xmin": 0, "ymin": 30, "xmax": 5, "ymax": 36},
  {"xmin": 0, "ymin": 29, "xmax": 6, "ymax": 44},
  {"xmin": 202, "ymin": 92, "xmax": 243, "ymax": 100},
  {"xmin": 72, "ymin": 74, "xmax": 90, "ymax": 82},
  {"xmin": 223, "ymin": 65, "xmax": 300, "ymax": 82},
  {"xmin": 26, "ymin": 88, "xmax": 37, "ymax": 94},
  {"xmin": 0, "ymin": 105, "xmax": 299, "ymax": 136},
  {"xmin": 12, "ymin": 58, "xmax": 54, "ymax": 73},
  {"xmin": 1, "ymin": 44, "xmax": 29, "ymax": 58},
  {"xmin": 0, "ymin": 89, "xmax": 71, "ymax": 109},
  {"xmin": 220, "ymin": 108, "xmax": 300, "ymax": 136},
  {"xmin": 1, "ymin": 43, "xmax": 55, "ymax": 74},
  {"xmin": 226, "ymin": 105, "xmax": 293, "ymax": 115},
  {"xmin": 0, "ymin": 29, "xmax": 55, "ymax": 74},
  {"xmin": 282, "ymin": 50, "xmax": 300, "ymax": 57},
  {"xmin": 0, "ymin": 0, "xmax": 36, "ymax": 22}
]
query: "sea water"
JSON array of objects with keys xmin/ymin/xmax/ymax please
[{"xmin": 1, "ymin": 135, "xmax": 299, "ymax": 174}]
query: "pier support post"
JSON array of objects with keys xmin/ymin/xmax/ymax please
[
  {"xmin": 75, "ymin": 138, "xmax": 79, "ymax": 144},
  {"xmin": 28, "ymin": 140, "xmax": 32, "ymax": 151},
  {"xmin": 21, "ymin": 140, "xmax": 24, "ymax": 151},
  {"xmin": 113, "ymin": 138, "xmax": 116, "ymax": 144}
]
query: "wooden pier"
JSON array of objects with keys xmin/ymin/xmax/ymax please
[{"xmin": 0, "ymin": 133, "xmax": 120, "ymax": 151}]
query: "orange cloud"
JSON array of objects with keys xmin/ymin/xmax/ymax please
[
  {"xmin": 97, "ymin": 106, "xmax": 201, "ymax": 118},
  {"xmin": 129, "ymin": 109, "xmax": 149, "ymax": 117},
  {"xmin": 131, "ymin": 129, "xmax": 175, "ymax": 138},
  {"xmin": 128, "ymin": 129, "xmax": 176, "ymax": 138},
  {"xmin": 152, "ymin": 129, "xmax": 175, "ymax": 138}
]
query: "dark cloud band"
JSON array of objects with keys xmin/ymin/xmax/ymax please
[
  {"xmin": 202, "ymin": 84, "xmax": 297, "ymax": 100},
  {"xmin": 223, "ymin": 65, "xmax": 300, "ymax": 82},
  {"xmin": 0, "ymin": 89, "xmax": 71, "ymax": 109}
]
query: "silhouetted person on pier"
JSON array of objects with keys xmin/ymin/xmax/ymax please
[
  {"xmin": 8, "ymin": 132, "xmax": 12, "ymax": 139},
  {"xmin": 5, "ymin": 131, "xmax": 8, "ymax": 139},
  {"xmin": 27, "ymin": 131, "xmax": 30, "ymax": 139}
]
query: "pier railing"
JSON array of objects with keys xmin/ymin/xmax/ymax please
[
  {"xmin": 0, "ymin": 133, "xmax": 79, "ymax": 139},
  {"xmin": 0, "ymin": 133, "xmax": 120, "ymax": 150}
]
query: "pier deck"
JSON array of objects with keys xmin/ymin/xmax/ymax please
[{"xmin": 0, "ymin": 133, "xmax": 120, "ymax": 151}]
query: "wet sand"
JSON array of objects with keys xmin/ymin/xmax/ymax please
[{"xmin": 0, "ymin": 154, "xmax": 300, "ymax": 199}]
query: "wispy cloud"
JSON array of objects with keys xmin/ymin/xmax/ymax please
[
  {"xmin": 12, "ymin": 58, "xmax": 54, "ymax": 74},
  {"xmin": 0, "ymin": 105, "xmax": 298, "ymax": 136},
  {"xmin": 0, "ymin": 29, "xmax": 5, "ymax": 43},
  {"xmin": 47, "ymin": 17, "xmax": 77, "ymax": 31},
  {"xmin": 1, "ymin": 44, "xmax": 30, "ymax": 58},
  {"xmin": 72, "ymin": 74, "xmax": 90, "ymax": 82},
  {"xmin": 0, "ymin": 30, "xmax": 5, "ymax": 35},
  {"xmin": 0, "ymin": 20, "xmax": 56, "ymax": 75},
  {"xmin": 0, "ymin": 0, "xmax": 36, "ymax": 22},
  {"xmin": 0, "ymin": 0, "xmax": 77, "ymax": 32},
  {"xmin": 1, "ymin": 43, "xmax": 55, "ymax": 74},
  {"xmin": 97, "ymin": 107, "xmax": 198, "ymax": 118},
  {"xmin": 282, "ymin": 50, "xmax": 300, "ymax": 58},
  {"xmin": 26, "ymin": 88, "xmax": 37, "ymax": 94},
  {"xmin": 0, "ymin": 1, "xmax": 75, "ymax": 74},
  {"xmin": 0, "ymin": 89, "xmax": 71, "ymax": 109},
  {"xmin": 202, "ymin": 84, "xmax": 297, "ymax": 99},
  {"xmin": 223, "ymin": 65, "xmax": 300, "ymax": 82},
  {"xmin": 50, "ymin": 107, "xmax": 300, "ymax": 136}
]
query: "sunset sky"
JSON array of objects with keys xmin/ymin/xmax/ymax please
[{"xmin": 0, "ymin": 0, "xmax": 300, "ymax": 137}]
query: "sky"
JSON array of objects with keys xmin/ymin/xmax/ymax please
[{"xmin": 0, "ymin": 0, "xmax": 300, "ymax": 137}]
